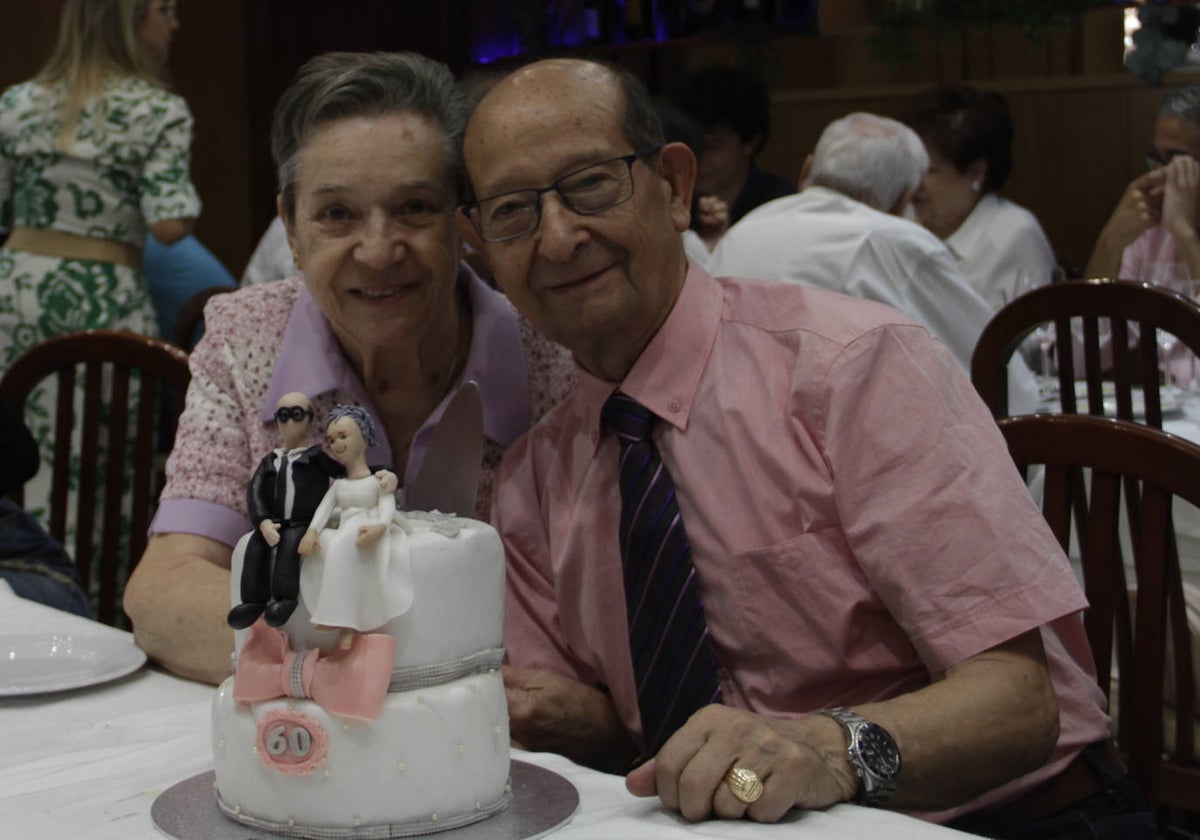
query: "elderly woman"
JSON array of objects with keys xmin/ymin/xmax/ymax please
[
  {"xmin": 124, "ymin": 52, "xmax": 575, "ymax": 684},
  {"xmin": 1088, "ymin": 86, "xmax": 1200, "ymax": 285},
  {"xmin": 900, "ymin": 86, "xmax": 1056, "ymax": 310}
]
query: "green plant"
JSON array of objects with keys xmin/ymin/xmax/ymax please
[
  {"xmin": 869, "ymin": 0, "xmax": 1112, "ymax": 65},
  {"xmin": 1126, "ymin": 3, "xmax": 1200, "ymax": 84}
]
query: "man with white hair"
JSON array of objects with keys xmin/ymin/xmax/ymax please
[{"xmin": 708, "ymin": 112, "xmax": 1035, "ymax": 411}]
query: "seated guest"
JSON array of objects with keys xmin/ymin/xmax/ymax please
[
  {"xmin": 460, "ymin": 58, "xmax": 1150, "ymax": 836},
  {"xmin": 900, "ymin": 86, "xmax": 1056, "ymax": 310},
  {"xmin": 241, "ymin": 215, "xmax": 297, "ymax": 285},
  {"xmin": 656, "ymin": 102, "xmax": 729, "ymax": 263},
  {"xmin": 142, "ymin": 234, "xmax": 237, "ymax": 341},
  {"xmin": 1086, "ymin": 86, "xmax": 1200, "ymax": 385},
  {"xmin": 0, "ymin": 395, "xmax": 90, "ymax": 617},
  {"xmin": 707, "ymin": 112, "xmax": 1037, "ymax": 414},
  {"xmin": 123, "ymin": 52, "xmax": 575, "ymax": 685},
  {"xmin": 668, "ymin": 65, "xmax": 794, "ymax": 227},
  {"xmin": 1088, "ymin": 85, "xmax": 1200, "ymax": 283}
]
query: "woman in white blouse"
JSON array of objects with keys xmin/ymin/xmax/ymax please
[{"xmin": 900, "ymin": 86, "xmax": 1057, "ymax": 311}]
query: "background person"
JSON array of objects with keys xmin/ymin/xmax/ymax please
[
  {"xmin": 461, "ymin": 58, "xmax": 1146, "ymax": 837},
  {"xmin": 708, "ymin": 111, "xmax": 1037, "ymax": 415},
  {"xmin": 668, "ymin": 64, "xmax": 794, "ymax": 227},
  {"xmin": 123, "ymin": 51, "xmax": 575, "ymax": 685},
  {"xmin": 1087, "ymin": 85, "xmax": 1200, "ymax": 284},
  {"xmin": 0, "ymin": 0, "xmax": 200, "ymax": 526},
  {"xmin": 900, "ymin": 85, "xmax": 1056, "ymax": 310}
]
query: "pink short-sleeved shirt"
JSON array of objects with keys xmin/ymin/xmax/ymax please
[
  {"xmin": 152, "ymin": 267, "xmax": 575, "ymax": 545},
  {"xmin": 494, "ymin": 265, "xmax": 1111, "ymax": 822}
]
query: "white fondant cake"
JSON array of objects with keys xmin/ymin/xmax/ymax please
[{"xmin": 212, "ymin": 512, "xmax": 511, "ymax": 838}]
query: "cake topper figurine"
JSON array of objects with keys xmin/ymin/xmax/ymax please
[
  {"xmin": 227, "ymin": 394, "xmax": 397, "ymax": 631},
  {"xmin": 299, "ymin": 405, "xmax": 416, "ymax": 650}
]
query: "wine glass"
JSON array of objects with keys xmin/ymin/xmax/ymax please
[
  {"xmin": 1138, "ymin": 264, "xmax": 1194, "ymax": 387},
  {"xmin": 1012, "ymin": 270, "xmax": 1055, "ymax": 377}
]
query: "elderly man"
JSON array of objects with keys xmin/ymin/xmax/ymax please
[
  {"xmin": 459, "ymin": 59, "xmax": 1149, "ymax": 837},
  {"xmin": 707, "ymin": 112, "xmax": 1036, "ymax": 414}
]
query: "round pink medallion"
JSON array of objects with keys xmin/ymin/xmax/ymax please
[{"xmin": 255, "ymin": 709, "xmax": 328, "ymax": 775}]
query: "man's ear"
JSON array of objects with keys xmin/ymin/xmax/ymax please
[
  {"xmin": 658, "ymin": 141, "xmax": 697, "ymax": 233},
  {"xmin": 889, "ymin": 186, "xmax": 917, "ymax": 217},
  {"xmin": 798, "ymin": 153, "xmax": 814, "ymax": 190}
]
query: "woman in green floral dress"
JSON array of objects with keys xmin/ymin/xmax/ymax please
[{"xmin": 0, "ymin": 0, "xmax": 200, "ymax": 566}]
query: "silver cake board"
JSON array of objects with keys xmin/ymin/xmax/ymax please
[{"xmin": 152, "ymin": 760, "xmax": 578, "ymax": 840}]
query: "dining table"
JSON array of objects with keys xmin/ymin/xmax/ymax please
[
  {"xmin": 1031, "ymin": 379, "xmax": 1200, "ymax": 590},
  {"xmin": 0, "ymin": 580, "xmax": 976, "ymax": 840}
]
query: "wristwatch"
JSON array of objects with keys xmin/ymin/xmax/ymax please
[{"xmin": 818, "ymin": 707, "xmax": 902, "ymax": 806}]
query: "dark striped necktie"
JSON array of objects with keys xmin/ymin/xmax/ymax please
[{"xmin": 601, "ymin": 390, "xmax": 723, "ymax": 754}]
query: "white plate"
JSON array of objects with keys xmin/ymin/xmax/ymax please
[{"xmin": 0, "ymin": 633, "xmax": 147, "ymax": 696}]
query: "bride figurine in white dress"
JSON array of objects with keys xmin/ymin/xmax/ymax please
[{"xmin": 298, "ymin": 405, "xmax": 413, "ymax": 648}]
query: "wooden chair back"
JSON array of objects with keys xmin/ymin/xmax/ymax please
[
  {"xmin": 172, "ymin": 285, "xmax": 233, "ymax": 350},
  {"xmin": 999, "ymin": 414, "xmax": 1200, "ymax": 813},
  {"xmin": 972, "ymin": 278, "xmax": 1200, "ymax": 425},
  {"xmin": 0, "ymin": 330, "xmax": 191, "ymax": 626}
]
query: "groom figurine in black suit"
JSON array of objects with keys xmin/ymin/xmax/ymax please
[{"xmin": 226, "ymin": 392, "xmax": 395, "ymax": 629}]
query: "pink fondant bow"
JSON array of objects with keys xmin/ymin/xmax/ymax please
[{"xmin": 233, "ymin": 622, "xmax": 396, "ymax": 721}]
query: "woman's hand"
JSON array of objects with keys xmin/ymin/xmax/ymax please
[
  {"xmin": 1086, "ymin": 168, "xmax": 1167, "ymax": 278},
  {"xmin": 1161, "ymin": 154, "xmax": 1200, "ymax": 241},
  {"xmin": 356, "ymin": 523, "xmax": 386, "ymax": 550},
  {"xmin": 298, "ymin": 528, "xmax": 319, "ymax": 556},
  {"xmin": 695, "ymin": 194, "xmax": 730, "ymax": 251}
]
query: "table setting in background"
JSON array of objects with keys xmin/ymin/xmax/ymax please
[{"xmin": 0, "ymin": 580, "xmax": 975, "ymax": 840}]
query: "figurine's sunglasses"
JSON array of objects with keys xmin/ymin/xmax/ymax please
[{"xmin": 275, "ymin": 406, "xmax": 314, "ymax": 424}]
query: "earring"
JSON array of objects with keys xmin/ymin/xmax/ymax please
[
  {"xmin": 291, "ymin": 251, "xmax": 301, "ymax": 270},
  {"xmin": 970, "ymin": 181, "xmax": 981, "ymax": 192}
]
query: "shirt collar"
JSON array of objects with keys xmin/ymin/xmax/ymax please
[
  {"xmin": 261, "ymin": 264, "xmax": 531, "ymax": 449},
  {"xmin": 944, "ymin": 192, "xmax": 997, "ymax": 261},
  {"xmin": 580, "ymin": 262, "xmax": 721, "ymax": 447}
]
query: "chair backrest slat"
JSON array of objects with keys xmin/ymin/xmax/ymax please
[
  {"xmin": 0, "ymin": 330, "xmax": 191, "ymax": 628},
  {"xmin": 998, "ymin": 414, "xmax": 1200, "ymax": 816}
]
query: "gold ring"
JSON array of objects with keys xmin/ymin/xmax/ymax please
[{"xmin": 724, "ymin": 766, "xmax": 764, "ymax": 804}]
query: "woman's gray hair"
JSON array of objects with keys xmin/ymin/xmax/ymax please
[
  {"xmin": 271, "ymin": 51, "xmax": 470, "ymax": 219},
  {"xmin": 805, "ymin": 113, "xmax": 929, "ymax": 212},
  {"xmin": 328, "ymin": 404, "xmax": 378, "ymax": 450},
  {"xmin": 1158, "ymin": 86, "xmax": 1200, "ymax": 127}
]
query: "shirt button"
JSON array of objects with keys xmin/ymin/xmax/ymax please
[{"xmin": 668, "ymin": 399, "xmax": 681, "ymax": 413}]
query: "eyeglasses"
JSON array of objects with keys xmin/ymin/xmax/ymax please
[
  {"xmin": 463, "ymin": 145, "xmax": 662, "ymax": 242},
  {"xmin": 1145, "ymin": 148, "xmax": 1196, "ymax": 171},
  {"xmin": 155, "ymin": 1, "xmax": 178, "ymax": 20},
  {"xmin": 275, "ymin": 406, "xmax": 314, "ymax": 424}
]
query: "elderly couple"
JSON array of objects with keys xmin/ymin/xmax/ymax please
[{"xmin": 123, "ymin": 53, "xmax": 1151, "ymax": 838}]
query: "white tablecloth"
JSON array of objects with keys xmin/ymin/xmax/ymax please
[{"xmin": 0, "ymin": 583, "xmax": 972, "ymax": 840}]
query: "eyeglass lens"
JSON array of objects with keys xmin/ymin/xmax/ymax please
[
  {"xmin": 275, "ymin": 406, "xmax": 312, "ymax": 423},
  {"xmin": 474, "ymin": 155, "xmax": 638, "ymax": 241}
]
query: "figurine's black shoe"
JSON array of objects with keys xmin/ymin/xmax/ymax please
[
  {"xmin": 265, "ymin": 599, "xmax": 298, "ymax": 627},
  {"xmin": 227, "ymin": 602, "xmax": 265, "ymax": 630}
]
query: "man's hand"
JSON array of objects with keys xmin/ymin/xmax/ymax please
[
  {"xmin": 625, "ymin": 706, "xmax": 857, "ymax": 823},
  {"xmin": 259, "ymin": 519, "xmax": 281, "ymax": 547},
  {"xmin": 503, "ymin": 665, "xmax": 638, "ymax": 774},
  {"xmin": 376, "ymin": 469, "xmax": 398, "ymax": 495}
]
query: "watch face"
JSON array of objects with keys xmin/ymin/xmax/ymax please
[{"xmin": 859, "ymin": 725, "xmax": 901, "ymax": 777}]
